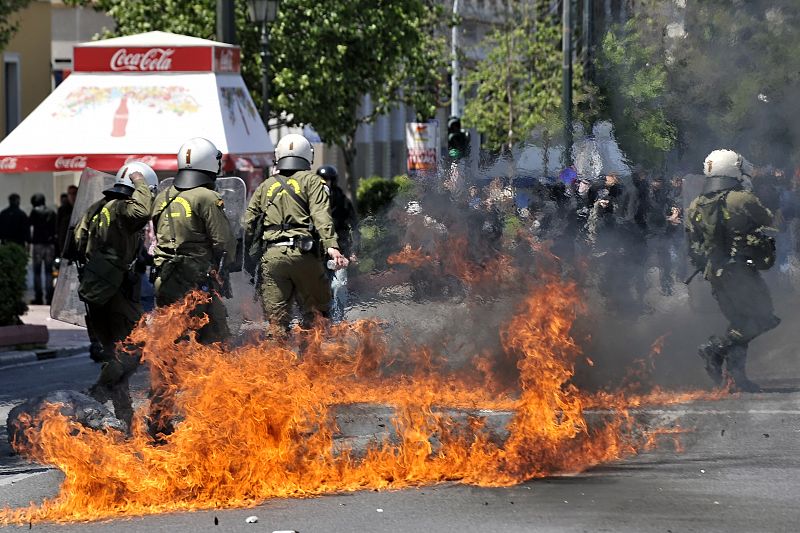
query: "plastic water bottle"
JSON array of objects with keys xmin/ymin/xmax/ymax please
[{"xmin": 326, "ymin": 259, "xmax": 337, "ymax": 271}]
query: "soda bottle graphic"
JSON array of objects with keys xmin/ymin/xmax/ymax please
[{"xmin": 111, "ymin": 96, "xmax": 129, "ymax": 137}]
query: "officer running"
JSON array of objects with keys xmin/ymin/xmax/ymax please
[
  {"xmin": 686, "ymin": 149, "xmax": 781, "ymax": 392},
  {"xmin": 245, "ymin": 133, "xmax": 348, "ymax": 335},
  {"xmin": 150, "ymin": 138, "xmax": 235, "ymax": 439},
  {"xmin": 152, "ymin": 137, "xmax": 236, "ymax": 344},
  {"xmin": 79, "ymin": 162, "xmax": 157, "ymax": 430},
  {"xmin": 317, "ymin": 165, "xmax": 358, "ymax": 322}
]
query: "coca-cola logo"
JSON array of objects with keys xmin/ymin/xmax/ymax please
[
  {"xmin": 125, "ymin": 155, "xmax": 158, "ymax": 166},
  {"xmin": 55, "ymin": 156, "xmax": 88, "ymax": 170},
  {"xmin": 0, "ymin": 157, "xmax": 18, "ymax": 170},
  {"xmin": 110, "ymin": 48, "xmax": 175, "ymax": 72}
]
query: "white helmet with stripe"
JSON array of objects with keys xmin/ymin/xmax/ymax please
[
  {"xmin": 703, "ymin": 149, "xmax": 754, "ymax": 180},
  {"xmin": 174, "ymin": 137, "xmax": 222, "ymax": 189},
  {"xmin": 106, "ymin": 161, "xmax": 158, "ymax": 196},
  {"xmin": 275, "ymin": 133, "xmax": 314, "ymax": 171}
]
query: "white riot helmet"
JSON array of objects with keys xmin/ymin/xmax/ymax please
[
  {"xmin": 106, "ymin": 161, "xmax": 158, "ymax": 196},
  {"xmin": 703, "ymin": 149, "xmax": 754, "ymax": 180},
  {"xmin": 274, "ymin": 133, "xmax": 314, "ymax": 171},
  {"xmin": 174, "ymin": 137, "xmax": 222, "ymax": 190}
]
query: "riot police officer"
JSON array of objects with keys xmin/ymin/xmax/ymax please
[
  {"xmin": 150, "ymin": 138, "xmax": 235, "ymax": 439},
  {"xmin": 80, "ymin": 161, "xmax": 157, "ymax": 430},
  {"xmin": 152, "ymin": 137, "xmax": 236, "ymax": 344},
  {"xmin": 686, "ymin": 149, "xmax": 780, "ymax": 392},
  {"xmin": 245, "ymin": 134, "xmax": 347, "ymax": 335}
]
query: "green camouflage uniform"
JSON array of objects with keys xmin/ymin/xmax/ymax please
[
  {"xmin": 77, "ymin": 179, "xmax": 152, "ymax": 428},
  {"xmin": 245, "ymin": 170, "xmax": 339, "ymax": 331},
  {"xmin": 686, "ymin": 179, "xmax": 780, "ymax": 389},
  {"xmin": 152, "ymin": 184, "xmax": 236, "ymax": 344}
]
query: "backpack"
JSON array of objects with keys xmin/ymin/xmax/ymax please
[{"xmin": 689, "ymin": 191, "xmax": 775, "ymax": 270}]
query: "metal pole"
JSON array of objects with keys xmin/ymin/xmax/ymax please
[
  {"xmin": 582, "ymin": 0, "xmax": 592, "ymax": 79},
  {"xmin": 451, "ymin": 0, "xmax": 461, "ymax": 118},
  {"xmin": 216, "ymin": 0, "xmax": 236, "ymax": 44},
  {"xmin": 562, "ymin": 0, "xmax": 573, "ymax": 166},
  {"xmin": 260, "ymin": 22, "xmax": 270, "ymax": 127}
]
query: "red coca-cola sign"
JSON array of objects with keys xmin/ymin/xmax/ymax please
[
  {"xmin": 55, "ymin": 156, "xmax": 88, "ymax": 170},
  {"xmin": 74, "ymin": 45, "xmax": 239, "ymax": 73},
  {"xmin": 124, "ymin": 155, "xmax": 159, "ymax": 166},
  {"xmin": 0, "ymin": 157, "xmax": 17, "ymax": 170},
  {"xmin": 110, "ymin": 48, "xmax": 175, "ymax": 71}
]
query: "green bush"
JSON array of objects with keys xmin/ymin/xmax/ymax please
[
  {"xmin": 356, "ymin": 175, "xmax": 413, "ymax": 217},
  {"xmin": 0, "ymin": 243, "xmax": 29, "ymax": 326}
]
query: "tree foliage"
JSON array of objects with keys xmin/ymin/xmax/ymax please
[
  {"xmin": 597, "ymin": 11, "xmax": 677, "ymax": 169},
  {"xmin": 463, "ymin": 0, "xmax": 595, "ymax": 154},
  {"xmin": 0, "ymin": 243, "xmax": 28, "ymax": 326},
  {"xmin": 0, "ymin": 0, "xmax": 33, "ymax": 53},
  {"xmin": 598, "ymin": 0, "xmax": 800, "ymax": 169},
  {"xmin": 270, "ymin": 0, "xmax": 446, "ymax": 190},
  {"xmin": 67, "ymin": 0, "xmax": 446, "ymax": 192}
]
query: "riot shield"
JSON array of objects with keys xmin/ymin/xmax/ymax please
[
  {"xmin": 158, "ymin": 176, "xmax": 246, "ymax": 271},
  {"xmin": 50, "ymin": 168, "xmax": 116, "ymax": 327}
]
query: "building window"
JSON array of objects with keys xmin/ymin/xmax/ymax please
[{"xmin": 4, "ymin": 53, "xmax": 21, "ymax": 134}]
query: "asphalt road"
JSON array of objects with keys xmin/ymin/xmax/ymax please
[{"xmin": 1, "ymin": 355, "xmax": 800, "ymax": 532}]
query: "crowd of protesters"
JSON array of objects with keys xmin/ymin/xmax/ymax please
[
  {"xmin": 395, "ymin": 162, "xmax": 799, "ymax": 316},
  {"xmin": 0, "ymin": 185, "xmax": 78, "ymax": 305}
]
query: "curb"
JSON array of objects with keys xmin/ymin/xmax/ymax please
[{"xmin": 0, "ymin": 344, "xmax": 90, "ymax": 368}]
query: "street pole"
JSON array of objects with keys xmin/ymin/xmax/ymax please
[
  {"xmin": 260, "ymin": 22, "xmax": 270, "ymax": 128},
  {"xmin": 451, "ymin": 0, "xmax": 461, "ymax": 118},
  {"xmin": 216, "ymin": 0, "xmax": 236, "ymax": 44},
  {"xmin": 562, "ymin": 0, "xmax": 573, "ymax": 167},
  {"xmin": 582, "ymin": 0, "xmax": 592, "ymax": 80}
]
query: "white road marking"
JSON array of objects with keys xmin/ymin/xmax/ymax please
[{"xmin": 0, "ymin": 470, "xmax": 50, "ymax": 486}]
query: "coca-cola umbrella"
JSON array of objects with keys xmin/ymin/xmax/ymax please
[{"xmin": 0, "ymin": 31, "xmax": 273, "ymax": 174}]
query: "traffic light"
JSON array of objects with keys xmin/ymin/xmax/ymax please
[{"xmin": 447, "ymin": 116, "xmax": 470, "ymax": 160}]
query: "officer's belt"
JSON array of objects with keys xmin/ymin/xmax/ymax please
[
  {"xmin": 264, "ymin": 221, "xmax": 314, "ymax": 232},
  {"xmin": 266, "ymin": 237, "xmax": 310, "ymax": 248}
]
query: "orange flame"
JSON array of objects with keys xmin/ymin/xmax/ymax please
[{"xmin": 1, "ymin": 276, "xmax": 723, "ymax": 524}]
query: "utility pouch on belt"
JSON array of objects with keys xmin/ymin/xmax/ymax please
[
  {"xmin": 297, "ymin": 236, "xmax": 315, "ymax": 252},
  {"xmin": 78, "ymin": 254, "xmax": 124, "ymax": 306}
]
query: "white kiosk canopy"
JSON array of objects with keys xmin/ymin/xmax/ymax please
[{"xmin": 0, "ymin": 31, "xmax": 272, "ymax": 173}]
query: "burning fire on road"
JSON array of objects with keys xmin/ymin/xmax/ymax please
[{"xmin": 1, "ymin": 258, "xmax": 725, "ymax": 524}]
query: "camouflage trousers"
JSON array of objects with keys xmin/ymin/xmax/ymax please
[
  {"xmin": 708, "ymin": 262, "xmax": 780, "ymax": 345},
  {"xmin": 259, "ymin": 246, "xmax": 332, "ymax": 333},
  {"xmin": 155, "ymin": 273, "xmax": 230, "ymax": 345}
]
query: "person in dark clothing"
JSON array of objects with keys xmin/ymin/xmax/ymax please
[
  {"xmin": 317, "ymin": 165, "xmax": 358, "ymax": 322},
  {"xmin": 29, "ymin": 193, "xmax": 57, "ymax": 305},
  {"xmin": 0, "ymin": 194, "xmax": 29, "ymax": 246},
  {"xmin": 56, "ymin": 185, "xmax": 78, "ymax": 256}
]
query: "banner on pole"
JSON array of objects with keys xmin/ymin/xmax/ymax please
[{"xmin": 406, "ymin": 120, "xmax": 439, "ymax": 174}]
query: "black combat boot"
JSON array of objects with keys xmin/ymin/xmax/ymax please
[
  {"xmin": 87, "ymin": 382, "xmax": 112, "ymax": 404},
  {"xmin": 109, "ymin": 387, "xmax": 134, "ymax": 434},
  {"xmin": 726, "ymin": 344, "xmax": 762, "ymax": 393},
  {"xmin": 698, "ymin": 336, "xmax": 725, "ymax": 386}
]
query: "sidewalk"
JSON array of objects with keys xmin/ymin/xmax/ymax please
[{"xmin": 0, "ymin": 305, "xmax": 90, "ymax": 367}]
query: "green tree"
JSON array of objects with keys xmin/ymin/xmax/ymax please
[
  {"xmin": 598, "ymin": 0, "xmax": 800, "ymax": 169},
  {"xmin": 463, "ymin": 0, "xmax": 595, "ymax": 156},
  {"xmin": 67, "ymin": 0, "xmax": 446, "ymax": 197},
  {"xmin": 270, "ymin": 0, "xmax": 446, "ymax": 197},
  {"xmin": 0, "ymin": 0, "xmax": 32, "ymax": 53},
  {"xmin": 597, "ymin": 10, "xmax": 677, "ymax": 169}
]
